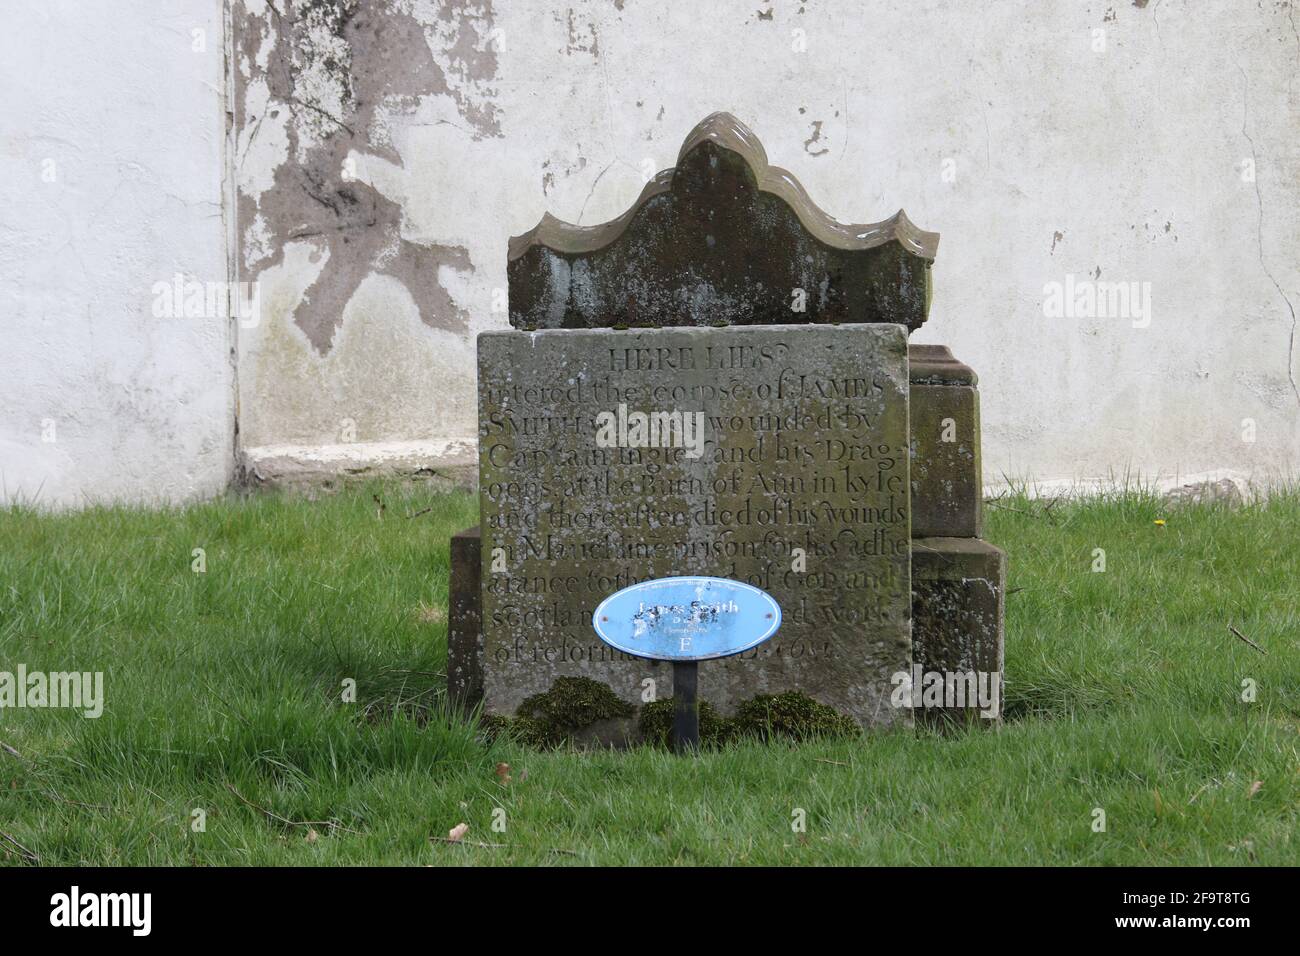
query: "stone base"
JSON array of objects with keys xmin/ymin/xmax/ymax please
[
  {"xmin": 909, "ymin": 345, "xmax": 982, "ymax": 538},
  {"xmin": 448, "ymin": 526, "xmax": 1006, "ymax": 729},
  {"xmin": 239, "ymin": 439, "xmax": 477, "ymax": 493},
  {"xmin": 911, "ymin": 536, "xmax": 1006, "ymax": 725},
  {"xmin": 447, "ymin": 526, "xmax": 483, "ymax": 713}
]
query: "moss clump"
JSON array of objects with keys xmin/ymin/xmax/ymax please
[
  {"xmin": 482, "ymin": 683, "xmax": 857, "ymax": 749},
  {"xmin": 637, "ymin": 698, "xmax": 732, "ymax": 748},
  {"xmin": 481, "ymin": 677, "xmax": 635, "ymax": 748},
  {"xmin": 730, "ymin": 691, "xmax": 860, "ymax": 742},
  {"xmin": 517, "ymin": 676, "xmax": 635, "ymax": 727},
  {"xmin": 639, "ymin": 691, "xmax": 858, "ymax": 747},
  {"xmin": 478, "ymin": 712, "xmax": 546, "ymax": 747}
]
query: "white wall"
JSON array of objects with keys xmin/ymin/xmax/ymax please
[
  {"xmin": 0, "ymin": 0, "xmax": 232, "ymax": 508},
  {"xmin": 234, "ymin": 0, "xmax": 1299, "ymax": 492},
  {"xmin": 3, "ymin": 2, "xmax": 1297, "ymax": 507}
]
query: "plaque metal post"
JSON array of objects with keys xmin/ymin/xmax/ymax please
[
  {"xmin": 672, "ymin": 660, "xmax": 699, "ymax": 753},
  {"xmin": 592, "ymin": 576, "xmax": 781, "ymax": 757}
]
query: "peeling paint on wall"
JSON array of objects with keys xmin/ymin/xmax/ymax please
[
  {"xmin": 231, "ymin": 0, "xmax": 1300, "ymax": 490},
  {"xmin": 235, "ymin": 0, "xmax": 500, "ymax": 353},
  {"xmin": 234, "ymin": 0, "xmax": 506, "ymax": 456}
]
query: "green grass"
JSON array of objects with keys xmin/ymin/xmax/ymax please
[{"xmin": 0, "ymin": 482, "xmax": 1296, "ymax": 865}]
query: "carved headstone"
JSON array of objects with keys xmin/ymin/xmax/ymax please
[
  {"xmin": 449, "ymin": 113, "xmax": 1006, "ymax": 736},
  {"xmin": 508, "ymin": 113, "xmax": 937, "ymax": 332},
  {"xmin": 478, "ymin": 323, "xmax": 912, "ymax": 727}
]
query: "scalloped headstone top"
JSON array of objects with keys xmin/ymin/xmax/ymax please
[{"xmin": 508, "ymin": 112, "xmax": 938, "ymax": 333}]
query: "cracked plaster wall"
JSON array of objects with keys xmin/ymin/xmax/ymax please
[
  {"xmin": 235, "ymin": 0, "xmax": 1299, "ymax": 490},
  {"xmin": 3, "ymin": 1, "xmax": 1296, "ymax": 508}
]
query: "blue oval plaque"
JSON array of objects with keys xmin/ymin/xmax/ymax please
[{"xmin": 591, "ymin": 576, "xmax": 781, "ymax": 661}]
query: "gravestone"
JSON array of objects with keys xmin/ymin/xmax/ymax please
[
  {"xmin": 478, "ymin": 323, "xmax": 911, "ymax": 726},
  {"xmin": 448, "ymin": 113, "xmax": 1006, "ymax": 738}
]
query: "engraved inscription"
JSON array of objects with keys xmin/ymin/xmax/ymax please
[{"xmin": 477, "ymin": 323, "xmax": 911, "ymax": 726}]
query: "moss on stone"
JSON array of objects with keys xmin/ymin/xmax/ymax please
[
  {"xmin": 517, "ymin": 675, "xmax": 635, "ymax": 727},
  {"xmin": 637, "ymin": 697, "xmax": 732, "ymax": 748},
  {"xmin": 478, "ymin": 712, "xmax": 547, "ymax": 747},
  {"xmin": 730, "ymin": 691, "xmax": 860, "ymax": 742},
  {"xmin": 640, "ymin": 690, "xmax": 858, "ymax": 747},
  {"xmin": 482, "ymin": 677, "xmax": 635, "ymax": 748},
  {"xmin": 483, "ymin": 681, "xmax": 857, "ymax": 749}
]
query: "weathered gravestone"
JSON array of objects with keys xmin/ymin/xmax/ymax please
[
  {"xmin": 448, "ymin": 113, "xmax": 1005, "ymax": 741},
  {"xmin": 478, "ymin": 322, "xmax": 912, "ymax": 727}
]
